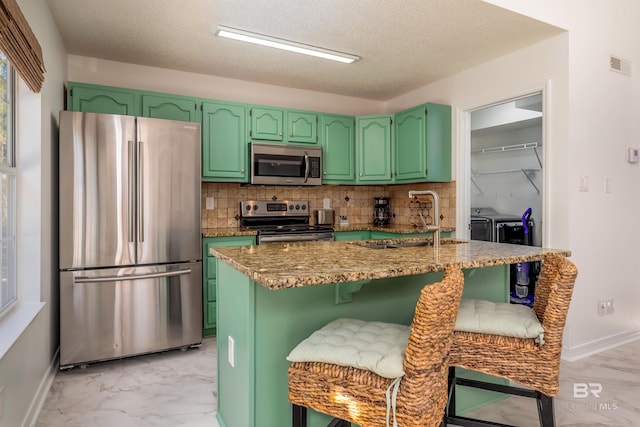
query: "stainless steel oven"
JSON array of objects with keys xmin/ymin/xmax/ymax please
[
  {"xmin": 250, "ymin": 142, "xmax": 322, "ymax": 186},
  {"xmin": 240, "ymin": 200, "xmax": 334, "ymax": 244}
]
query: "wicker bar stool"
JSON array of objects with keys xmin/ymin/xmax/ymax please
[
  {"xmin": 446, "ymin": 253, "xmax": 578, "ymax": 427},
  {"xmin": 288, "ymin": 265, "xmax": 464, "ymax": 427}
]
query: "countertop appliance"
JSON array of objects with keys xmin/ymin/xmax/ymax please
[
  {"xmin": 250, "ymin": 142, "xmax": 322, "ymax": 186},
  {"xmin": 240, "ymin": 200, "xmax": 334, "ymax": 244},
  {"xmin": 373, "ymin": 196, "xmax": 391, "ymax": 226},
  {"xmin": 59, "ymin": 111, "xmax": 202, "ymax": 369},
  {"xmin": 314, "ymin": 208, "xmax": 335, "ymax": 225}
]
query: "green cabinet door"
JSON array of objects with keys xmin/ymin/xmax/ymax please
[
  {"xmin": 141, "ymin": 94, "xmax": 199, "ymax": 122},
  {"xmin": 334, "ymin": 230, "xmax": 371, "ymax": 241},
  {"xmin": 320, "ymin": 114, "xmax": 355, "ymax": 183},
  {"xmin": 356, "ymin": 115, "xmax": 394, "ymax": 183},
  {"xmin": 68, "ymin": 84, "xmax": 137, "ymax": 116},
  {"xmin": 250, "ymin": 106, "xmax": 284, "ymax": 141},
  {"xmin": 287, "ymin": 111, "xmax": 317, "ymax": 143},
  {"xmin": 424, "ymin": 102, "xmax": 452, "ymax": 182},
  {"xmin": 395, "ymin": 106, "xmax": 427, "ymax": 181},
  {"xmin": 203, "ymin": 235, "xmax": 255, "ymax": 336},
  {"xmin": 394, "ymin": 103, "xmax": 452, "ymax": 182},
  {"xmin": 202, "ymin": 101, "xmax": 248, "ymax": 182}
]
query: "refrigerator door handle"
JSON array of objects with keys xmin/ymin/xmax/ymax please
[
  {"xmin": 128, "ymin": 140, "xmax": 135, "ymax": 242},
  {"xmin": 74, "ymin": 268, "xmax": 192, "ymax": 284},
  {"xmin": 137, "ymin": 140, "xmax": 144, "ymax": 243}
]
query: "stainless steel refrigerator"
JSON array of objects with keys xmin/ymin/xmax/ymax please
[{"xmin": 59, "ymin": 111, "xmax": 202, "ymax": 369}]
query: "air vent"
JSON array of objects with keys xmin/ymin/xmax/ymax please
[{"xmin": 610, "ymin": 55, "xmax": 631, "ymax": 76}]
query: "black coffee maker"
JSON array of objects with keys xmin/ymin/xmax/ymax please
[{"xmin": 373, "ymin": 197, "xmax": 391, "ymax": 225}]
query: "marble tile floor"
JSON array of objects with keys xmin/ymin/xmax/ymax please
[
  {"xmin": 36, "ymin": 337, "xmax": 639, "ymax": 427},
  {"xmin": 459, "ymin": 339, "xmax": 640, "ymax": 427},
  {"xmin": 36, "ymin": 337, "xmax": 220, "ymax": 427}
]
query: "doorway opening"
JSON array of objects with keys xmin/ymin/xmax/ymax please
[{"xmin": 468, "ymin": 92, "xmax": 544, "ymax": 247}]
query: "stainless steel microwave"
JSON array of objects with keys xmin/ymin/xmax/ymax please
[{"xmin": 250, "ymin": 142, "xmax": 322, "ymax": 186}]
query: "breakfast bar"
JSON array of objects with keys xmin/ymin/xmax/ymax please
[{"xmin": 211, "ymin": 238, "xmax": 570, "ymax": 427}]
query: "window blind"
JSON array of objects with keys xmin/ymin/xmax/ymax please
[{"xmin": 0, "ymin": 0, "xmax": 45, "ymax": 93}]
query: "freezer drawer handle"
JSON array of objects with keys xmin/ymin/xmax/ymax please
[{"xmin": 75, "ymin": 268, "xmax": 192, "ymax": 284}]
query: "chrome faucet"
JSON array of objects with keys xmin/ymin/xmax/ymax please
[{"xmin": 408, "ymin": 190, "xmax": 440, "ymax": 248}]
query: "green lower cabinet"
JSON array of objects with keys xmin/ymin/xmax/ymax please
[
  {"xmin": 202, "ymin": 235, "xmax": 255, "ymax": 336},
  {"xmin": 216, "ymin": 262, "xmax": 509, "ymax": 427},
  {"xmin": 68, "ymin": 84, "xmax": 137, "ymax": 116},
  {"xmin": 333, "ymin": 230, "xmax": 370, "ymax": 241},
  {"xmin": 141, "ymin": 94, "xmax": 200, "ymax": 122}
]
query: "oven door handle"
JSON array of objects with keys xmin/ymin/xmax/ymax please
[{"xmin": 304, "ymin": 152, "xmax": 310, "ymax": 183}]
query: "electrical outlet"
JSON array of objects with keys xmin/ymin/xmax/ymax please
[
  {"xmin": 205, "ymin": 197, "xmax": 215, "ymax": 210},
  {"xmin": 228, "ymin": 336, "xmax": 235, "ymax": 368},
  {"xmin": 598, "ymin": 299, "xmax": 615, "ymax": 316}
]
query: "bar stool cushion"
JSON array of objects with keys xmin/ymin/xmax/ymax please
[
  {"xmin": 286, "ymin": 318, "xmax": 410, "ymax": 379},
  {"xmin": 455, "ymin": 299, "xmax": 545, "ymax": 344}
]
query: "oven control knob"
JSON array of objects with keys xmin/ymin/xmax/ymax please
[
  {"xmin": 295, "ymin": 204, "xmax": 300, "ymax": 210},
  {"xmin": 253, "ymin": 205, "xmax": 258, "ymax": 210},
  {"xmin": 301, "ymin": 204, "xmax": 306, "ymax": 210},
  {"xmin": 245, "ymin": 205, "xmax": 251, "ymax": 211},
  {"xmin": 289, "ymin": 204, "xmax": 294, "ymax": 210}
]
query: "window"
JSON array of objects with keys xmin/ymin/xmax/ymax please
[{"xmin": 0, "ymin": 52, "xmax": 16, "ymax": 315}]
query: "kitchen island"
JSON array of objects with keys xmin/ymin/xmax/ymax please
[{"xmin": 211, "ymin": 238, "xmax": 570, "ymax": 427}]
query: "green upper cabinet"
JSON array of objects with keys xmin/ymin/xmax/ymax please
[
  {"xmin": 68, "ymin": 83, "xmax": 137, "ymax": 116},
  {"xmin": 423, "ymin": 102, "xmax": 452, "ymax": 182},
  {"xmin": 249, "ymin": 106, "xmax": 284, "ymax": 141},
  {"xmin": 320, "ymin": 114, "xmax": 355, "ymax": 183},
  {"xmin": 356, "ymin": 115, "xmax": 394, "ymax": 184},
  {"xmin": 202, "ymin": 101, "xmax": 248, "ymax": 182},
  {"xmin": 286, "ymin": 111, "xmax": 318, "ymax": 144},
  {"xmin": 395, "ymin": 103, "xmax": 452, "ymax": 182},
  {"xmin": 395, "ymin": 106, "xmax": 426, "ymax": 181},
  {"xmin": 141, "ymin": 94, "xmax": 200, "ymax": 122}
]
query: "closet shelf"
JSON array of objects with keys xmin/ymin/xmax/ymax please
[
  {"xmin": 471, "ymin": 142, "xmax": 539, "ymax": 154},
  {"xmin": 471, "ymin": 168, "xmax": 541, "ymax": 194}
]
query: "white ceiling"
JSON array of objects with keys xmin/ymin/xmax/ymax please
[{"xmin": 45, "ymin": 0, "xmax": 564, "ymax": 101}]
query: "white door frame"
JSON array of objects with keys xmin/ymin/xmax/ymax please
[{"xmin": 456, "ymin": 82, "xmax": 550, "ymax": 246}]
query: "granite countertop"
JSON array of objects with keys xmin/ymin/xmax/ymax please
[
  {"xmin": 202, "ymin": 227, "xmax": 257, "ymax": 238},
  {"xmin": 334, "ymin": 223, "xmax": 456, "ymax": 234},
  {"xmin": 210, "ymin": 237, "xmax": 570, "ymax": 290},
  {"xmin": 202, "ymin": 224, "xmax": 455, "ymax": 238}
]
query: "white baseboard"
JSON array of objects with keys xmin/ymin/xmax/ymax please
[
  {"xmin": 561, "ymin": 330, "xmax": 640, "ymax": 362},
  {"xmin": 22, "ymin": 347, "xmax": 59, "ymax": 427}
]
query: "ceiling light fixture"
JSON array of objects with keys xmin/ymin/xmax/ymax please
[{"xmin": 215, "ymin": 25, "xmax": 360, "ymax": 64}]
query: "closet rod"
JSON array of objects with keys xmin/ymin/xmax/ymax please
[{"xmin": 472, "ymin": 142, "xmax": 539, "ymax": 154}]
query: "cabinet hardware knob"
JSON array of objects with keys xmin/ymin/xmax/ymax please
[
  {"xmin": 241, "ymin": 169, "xmax": 245, "ymax": 173},
  {"xmin": 359, "ymin": 172, "xmax": 363, "ymax": 176}
]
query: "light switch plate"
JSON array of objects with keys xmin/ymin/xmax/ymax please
[{"xmin": 579, "ymin": 175, "xmax": 589, "ymax": 192}]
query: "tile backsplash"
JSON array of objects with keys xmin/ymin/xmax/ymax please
[{"xmin": 201, "ymin": 181, "xmax": 456, "ymax": 229}]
